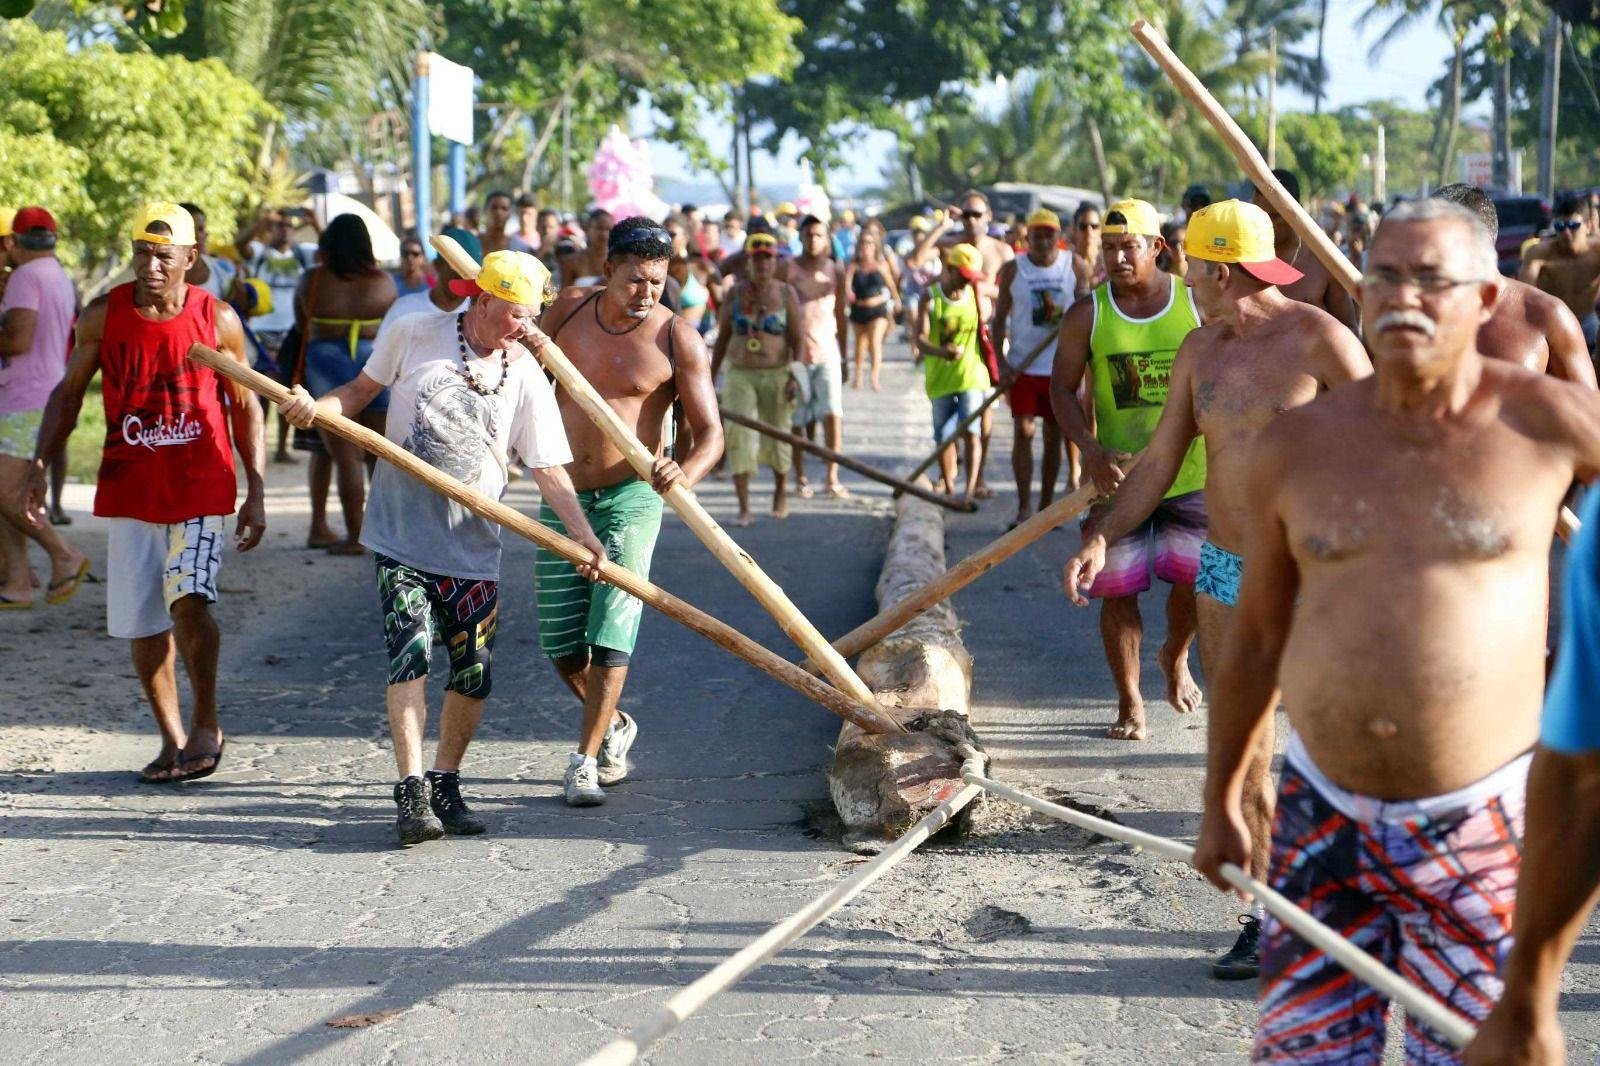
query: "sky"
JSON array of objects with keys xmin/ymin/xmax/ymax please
[{"xmin": 634, "ymin": 0, "xmax": 1460, "ymax": 200}]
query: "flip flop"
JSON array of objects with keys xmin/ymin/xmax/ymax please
[
  {"xmin": 170, "ymin": 739, "xmax": 226, "ymax": 782},
  {"xmin": 137, "ymin": 757, "xmax": 183, "ymax": 784},
  {"xmin": 0, "ymin": 595, "xmax": 34, "ymax": 611},
  {"xmin": 45, "ymin": 559, "xmax": 91, "ymax": 605}
]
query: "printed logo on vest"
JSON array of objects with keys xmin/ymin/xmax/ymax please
[{"xmin": 122, "ymin": 411, "xmax": 204, "ymax": 451}]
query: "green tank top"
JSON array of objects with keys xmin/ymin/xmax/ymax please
[
  {"xmin": 1088, "ymin": 279, "xmax": 1207, "ymax": 499},
  {"xmin": 924, "ymin": 283, "xmax": 992, "ymax": 399}
]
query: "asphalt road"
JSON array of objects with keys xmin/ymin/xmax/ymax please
[{"xmin": 2, "ymin": 335, "xmax": 1596, "ymax": 1064}]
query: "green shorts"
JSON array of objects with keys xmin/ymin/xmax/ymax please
[
  {"xmin": 535, "ymin": 477, "xmax": 664, "ymax": 661},
  {"xmin": 0, "ymin": 410, "xmax": 42, "ymax": 460}
]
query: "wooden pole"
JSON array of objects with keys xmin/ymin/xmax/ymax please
[
  {"xmin": 185, "ymin": 344, "xmax": 898, "ymax": 737},
  {"xmin": 717, "ymin": 409, "xmax": 976, "ymax": 512},
  {"xmin": 1130, "ymin": 15, "xmax": 1582, "ymax": 543},
  {"xmin": 819, "ymin": 455, "xmax": 1141, "ymax": 666},
  {"xmin": 431, "ymin": 234, "xmax": 898, "ymax": 726},
  {"xmin": 898, "ymin": 328, "xmax": 1059, "ymax": 492}
]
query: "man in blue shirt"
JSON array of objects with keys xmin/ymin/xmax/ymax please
[{"xmin": 1467, "ymin": 486, "xmax": 1600, "ymax": 1065}]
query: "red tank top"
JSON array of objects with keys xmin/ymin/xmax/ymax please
[{"xmin": 95, "ymin": 283, "xmax": 237, "ymax": 522}]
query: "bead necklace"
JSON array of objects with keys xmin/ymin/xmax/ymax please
[{"xmin": 454, "ymin": 312, "xmax": 509, "ymax": 396}]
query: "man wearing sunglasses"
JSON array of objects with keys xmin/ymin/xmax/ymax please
[
  {"xmin": 537, "ymin": 216, "xmax": 724, "ymax": 807},
  {"xmin": 1195, "ymin": 197, "xmax": 1600, "ymax": 1062},
  {"xmin": 1521, "ymin": 197, "xmax": 1600, "ymax": 355},
  {"xmin": 1435, "ymin": 184, "xmax": 1595, "ymax": 387}
]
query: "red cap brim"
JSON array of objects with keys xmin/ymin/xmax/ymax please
[
  {"xmin": 1239, "ymin": 258, "xmax": 1304, "ymax": 286},
  {"xmin": 447, "ymin": 278, "xmax": 481, "ymax": 297},
  {"xmin": 957, "ymin": 267, "xmax": 986, "ymax": 282}
]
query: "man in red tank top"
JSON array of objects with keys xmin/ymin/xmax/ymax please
[{"xmin": 22, "ymin": 202, "xmax": 266, "ymax": 783}]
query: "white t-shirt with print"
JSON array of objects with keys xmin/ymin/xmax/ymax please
[{"xmin": 358, "ymin": 310, "xmax": 573, "ymax": 580}]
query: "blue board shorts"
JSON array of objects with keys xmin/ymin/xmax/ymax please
[{"xmin": 1195, "ymin": 540, "xmax": 1243, "ymax": 606}]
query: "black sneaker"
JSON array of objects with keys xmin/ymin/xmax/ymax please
[
  {"xmin": 1212, "ymin": 914, "xmax": 1261, "ymax": 980},
  {"xmin": 394, "ymin": 775, "xmax": 444, "ymax": 846},
  {"xmin": 426, "ymin": 770, "xmax": 487, "ymax": 835}
]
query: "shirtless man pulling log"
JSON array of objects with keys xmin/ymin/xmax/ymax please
[
  {"xmin": 1252, "ymin": 168, "xmax": 1359, "ymax": 333},
  {"xmin": 1195, "ymin": 198, "xmax": 1600, "ymax": 1063},
  {"xmin": 537, "ymin": 217, "xmax": 724, "ymax": 807},
  {"xmin": 1063, "ymin": 200, "xmax": 1370, "ymax": 981},
  {"xmin": 1521, "ymin": 195, "xmax": 1600, "ymax": 355},
  {"xmin": 1435, "ymin": 184, "xmax": 1596, "ymax": 388}
]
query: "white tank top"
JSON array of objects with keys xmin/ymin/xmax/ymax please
[{"xmin": 1006, "ymin": 251, "xmax": 1076, "ymax": 377}]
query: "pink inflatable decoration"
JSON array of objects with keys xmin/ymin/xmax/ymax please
[{"xmin": 586, "ymin": 125, "xmax": 670, "ymax": 222}]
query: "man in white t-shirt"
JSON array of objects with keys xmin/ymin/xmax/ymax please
[
  {"xmin": 992, "ymin": 208, "xmax": 1091, "ymax": 527},
  {"xmin": 281, "ymin": 250, "xmax": 605, "ymax": 848},
  {"xmin": 240, "ymin": 209, "xmax": 319, "ymax": 463}
]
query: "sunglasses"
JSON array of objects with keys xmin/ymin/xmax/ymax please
[
  {"xmin": 1555, "ymin": 220, "xmax": 1585, "ymax": 233},
  {"xmin": 1078, "ymin": 221, "xmax": 1101, "ymax": 231},
  {"xmin": 960, "ymin": 209, "xmax": 986, "ymax": 220}
]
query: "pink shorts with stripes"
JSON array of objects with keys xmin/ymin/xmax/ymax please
[{"xmin": 1081, "ymin": 489, "xmax": 1206, "ymax": 599}]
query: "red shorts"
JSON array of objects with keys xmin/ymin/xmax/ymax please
[{"xmin": 1008, "ymin": 374, "xmax": 1053, "ymax": 420}]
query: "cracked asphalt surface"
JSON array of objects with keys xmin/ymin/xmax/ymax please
[{"xmin": 3, "ymin": 336, "xmax": 1598, "ymax": 1064}]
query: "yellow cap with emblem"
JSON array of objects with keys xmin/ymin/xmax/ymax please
[
  {"xmin": 130, "ymin": 202, "xmax": 197, "ymax": 246},
  {"xmin": 1026, "ymin": 207, "xmax": 1061, "ymax": 231},
  {"xmin": 1102, "ymin": 198, "xmax": 1161, "ymax": 238},
  {"xmin": 1184, "ymin": 198, "xmax": 1303, "ymax": 285},
  {"xmin": 449, "ymin": 249, "xmax": 552, "ymax": 306}
]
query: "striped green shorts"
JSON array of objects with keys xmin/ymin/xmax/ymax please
[{"xmin": 535, "ymin": 477, "xmax": 664, "ymax": 660}]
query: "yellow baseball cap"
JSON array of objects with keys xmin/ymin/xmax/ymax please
[
  {"xmin": 447, "ymin": 249, "xmax": 551, "ymax": 306},
  {"xmin": 1026, "ymin": 208, "xmax": 1061, "ymax": 231},
  {"xmin": 0, "ymin": 208, "xmax": 13, "ymax": 238},
  {"xmin": 946, "ymin": 243, "xmax": 985, "ymax": 281},
  {"xmin": 776, "ymin": 202, "xmax": 798, "ymax": 217},
  {"xmin": 130, "ymin": 201, "xmax": 197, "ymax": 246},
  {"xmin": 745, "ymin": 232, "xmax": 780, "ymax": 256},
  {"xmin": 840, "ymin": 209, "xmax": 857, "ymax": 224},
  {"xmin": 1185, "ymin": 199, "xmax": 1303, "ymax": 285},
  {"xmin": 239, "ymin": 277, "xmax": 274, "ymax": 317},
  {"xmin": 909, "ymin": 215, "xmax": 931, "ymax": 233},
  {"xmin": 1102, "ymin": 198, "xmax": 1161, "ymax": 238}
]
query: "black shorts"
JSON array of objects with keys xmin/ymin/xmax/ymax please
[
  {"xmin": 849, "ymin": 304, "xmax": 890, "ymax": 325},
  {"xmin": 376, "ymin": 553, "xmax": 499, "ymax": 698}
]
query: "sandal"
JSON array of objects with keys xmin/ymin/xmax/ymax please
[
  {"xmin": 170, "ymin": 739, "xmax": 226, "ymax": 782},
  {"xmin": 137, "ymin": 756, "xmax": 182, "ymax": 784},
  {"xmin": 45, "ymin": 558, "xmax": 91, "ymax": 605}
]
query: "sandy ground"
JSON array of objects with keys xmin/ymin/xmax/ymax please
[{"xmin": 2, "ymin": 335, "xmax": 1597, "ymax": 1064}]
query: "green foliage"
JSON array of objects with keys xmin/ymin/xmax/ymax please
[
  {"xmin": 0, "ymin": 20, "xmax": 273, "ymax": 279},
  {"xmin": 1275, "ymin": 112, "xmax": 1362, "ymax": 198},
  {"xmin": 436, "ymin": 0, "xmax": 799, "ymax": 197}
]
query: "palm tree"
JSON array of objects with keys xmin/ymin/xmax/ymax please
[
  {"xmin": 1358, "ymin": 0, "xmax": 1474, "ymax": 186},
  {"xmin": 1222, "ymin": 0, "xmax": 1326, "ymax": 99}
]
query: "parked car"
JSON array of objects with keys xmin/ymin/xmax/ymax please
[{"xmin": 1491, "ymin": 195, "xmax": 1551, "ymax": 276}]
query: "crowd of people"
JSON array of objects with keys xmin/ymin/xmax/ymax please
[{"xmin": 11, "ymin": 164, "xmax": 1600, "ymax": 1065}]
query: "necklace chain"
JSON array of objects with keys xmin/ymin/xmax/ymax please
[{"xmin": 455, "ymin": 312, "xmax": 509, "ymax": 397}]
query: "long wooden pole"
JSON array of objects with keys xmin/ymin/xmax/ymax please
[
  {"xmin": 1129, "ymin": 16, "xmax": 1581, "ymax": 542},
  {"xmin": 431, "ymin": 235, "xmax": 898, "ymax": 727},
  {"xmin": 899, "ymin": 327, "xmax": 1058, "ymax": 491},
  {"xmin": 185, "ymin": 344, "xmax": 898, "ymax": 737},
  {"xmin": 819, "ymin": 456, "xmax": 1137, "ymax": 666},
  {"xmin": 717, "ymin": 408, "xmax": 977, "ymax": 513}
]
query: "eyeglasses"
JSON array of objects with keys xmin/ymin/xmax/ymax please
[
  {"xmin": 1078, "ymin": 221, "xmax": 1101, "ymax": 231},
  {"xmin": 1555, "ymin": 220, "xmax": 1585, "ymax": 233},
  {"xmin": 1360, "ymin": 269, "xmax": 1488, "ymax": 293}
]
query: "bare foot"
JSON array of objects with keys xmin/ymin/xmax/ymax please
[
  {"xmin": 306, "ymin": 526, "xmax": 340, "ymax": 549},
  {"xmin": 272, "ymin": 451, "xmax": 299, "ymax": 465},
  {"xmin": 973, "ymin": 483, "xmax": 997, "ymax": 500},
  {"xmin": 871, "ymin": 379, "xmax": 881, "ymax": 391},
  {"xmin": 734, "ymin": 512, "xmax": 754, "ymax": 528},
  {"xmin": 771, "ymin": 504, "xmax": 789, "ymax": 520},
  {"xmin": 326, "ymin": 540, "xmax": 367, "ymax": 556},
  {"xmin": 1159, "ymin": 645, "xmax": 1204, "ymax": 715},
  {"xmin": 1106, "ymin": 702, "xmax": 1147, "ymax": 741}
]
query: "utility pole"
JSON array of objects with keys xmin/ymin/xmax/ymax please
[
  {"xmin": 1267, "ymin": 28, "xmax": 1278, "ymax": 168},
  {"xmin": 1539, "ymin": 10, "xmax": 1562, "ymax": 201},
  {"xmin": 1313, "ymin": 0, "xmax": 1328, "ymax": 116},
  {"xmin": 561, "ymin": 101, "xmax": 572, "ymax": 215},
  {"xmin": 731, "ymin": 98, "xmax": 744, "ymax": 215},
  {"xmin": 1375, "ymin": 124, "xmax": 1387, "ymax": 204},
  {"xmin": 1492, "ymin": 53, "xmax": 1512, "ymax": 191},
  {"xmin": 1086, "ymin": 117, "xmax": 1114, "ymax": 206}
]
